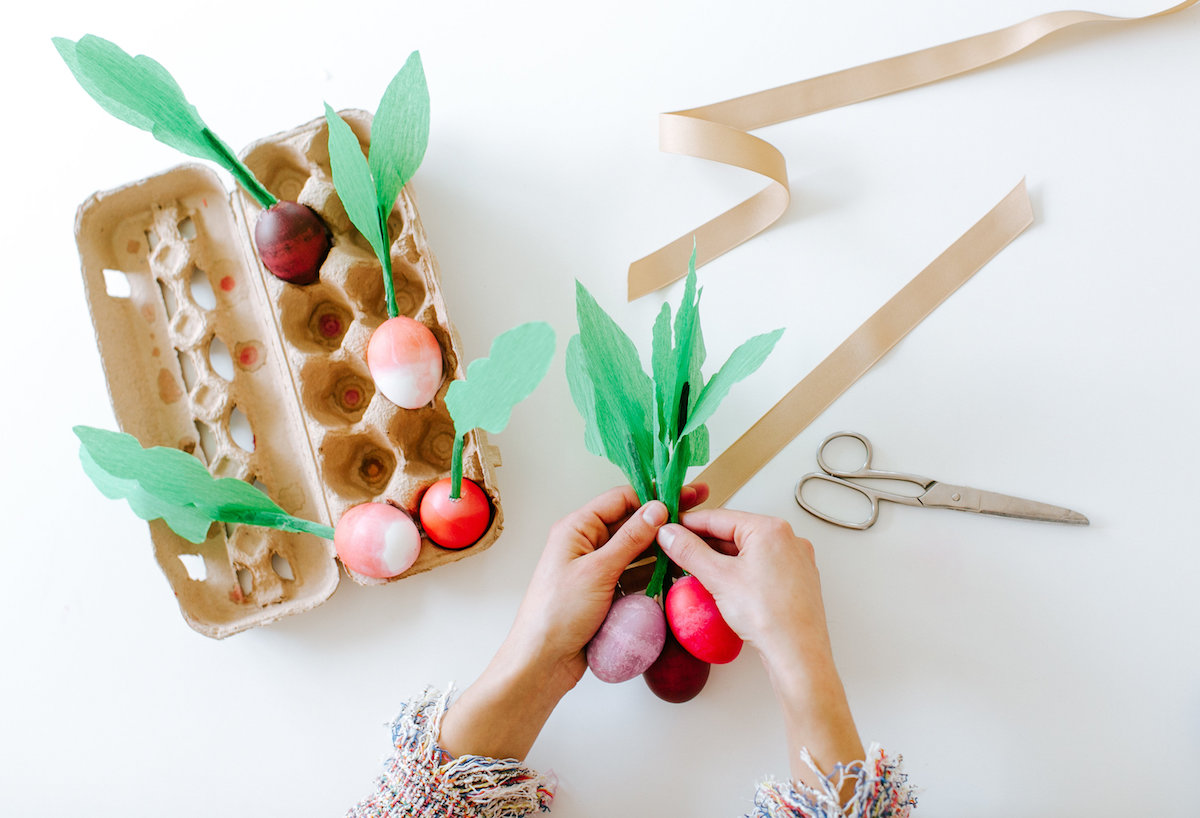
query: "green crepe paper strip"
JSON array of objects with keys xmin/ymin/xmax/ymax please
[
  {"xmin": 444, "ymin": 322, "xmax": 556, "ymax": 498},
  {"xmin": 75, "ymin": 426, "xmax": 335, "ymax": 544},
  {"xmin": 52, "ymin": 35, "xmax": 276, "ymax": 209},
  {"xmin": 324, "ymin": 52, "xmax": 430, "ymax": 319},
  {"xmin": 568, "ymin": 249, "xmax": 783, "ymax": 598}
]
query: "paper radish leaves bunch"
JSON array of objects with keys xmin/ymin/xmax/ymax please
[
  {"xmin": 568, "ymin": 249, "xmax": 782, "ymax": 701},
  {"xmin": 54, "ymin": 35, "xmax": 331, "ymax": 285}
]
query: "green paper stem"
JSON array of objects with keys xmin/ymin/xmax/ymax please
[
  {"xmin": 201, "ymin": 128, "xmax": 277, "ymax": 209},
  {"xmin": 450, "ymin": 435, "xmax": 465, "ymax": 500},
  {"xmin": 378, "ymin": 207, "xmax": 398, "ymax": 318}
]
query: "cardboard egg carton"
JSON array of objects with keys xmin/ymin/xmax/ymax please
[{"xmin": 74, "ymin": 110, "xmax": 503, "ymax": 639}]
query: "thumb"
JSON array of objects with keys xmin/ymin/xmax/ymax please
[
  {"xmin": 591, "ymin": 500, "xmax": 669, "ymax": 576},
  {"xmin": 657, "ymin": 523, "xmax": 724, "ymax": 585}
]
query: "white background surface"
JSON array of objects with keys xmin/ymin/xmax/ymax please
[{"xmin": 3, "ymin": 1, "xmax": 1198, "ymax": 815}]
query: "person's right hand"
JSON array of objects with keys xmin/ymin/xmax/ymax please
[
  {"xmin": 656, "ymin": 509, "xmax": 865, "ymax": 790},
  {"xmin": 656, "ymin": 509, "xmax": 833, "ymax": 675}
]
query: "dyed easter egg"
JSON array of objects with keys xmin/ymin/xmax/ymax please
[
  {"xmin": 253, "ymin": 201, "xmax": 330, "ymax": 285},
  {"xmin": 665, "ymin": 575, "xmax": 743, "ymax": 664},
  {"xmin": 586, "ymin": 594, "xmax": 667, "ymax": 683},
  {"xmin": 418, "ymin": 477, "xmax": 491, "ymax": 550},
  {"xmin": 367, "ymin": 316, "xmax": 443, "ymax": 409},
  {"xmin": 334, "ymin": 502, "xmax": 422, "ymax": 579},
  {"xmin": 643, "ymin": 628, "xmax": 711, "ymax": 703}
]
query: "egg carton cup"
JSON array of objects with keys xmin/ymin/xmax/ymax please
[{"xmin": 74, "ymin": 110, "xmax": 503, "ymax": 639}]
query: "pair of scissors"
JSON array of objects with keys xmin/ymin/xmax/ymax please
[{"xmin": 794, "ymin": 431, "xmax": 1090, "ymax": 530}]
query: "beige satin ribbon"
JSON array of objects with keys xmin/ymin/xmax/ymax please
[
  {"xmin": 694, "ymin": 179, "xmax": 1033, "ymax": 509},
  {"xmin": 628, "ymin": 0, "xmax": 1197, "ymax": 300}
]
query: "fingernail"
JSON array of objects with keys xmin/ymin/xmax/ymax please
[
  {"xmin": 642, "ymin": 501, "xmax": 668, "ymax": 527},
  {"xmin": 657, "ymin": 525, "xmax": 676, "ymax": 551}
]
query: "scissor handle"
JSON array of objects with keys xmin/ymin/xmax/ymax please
[
  {"xmin": 816, "ymin": 431, "xmax": 934, "ymax": 489},
  {"xmin": 795, "ymin": 472, "xmax": 880, "ymax": 530}
]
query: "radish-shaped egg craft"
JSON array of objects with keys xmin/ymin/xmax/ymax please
[
  {"xmin": 567, "ymin": 247, "xmax": 782, "ymax": 701},
  {"xmin": 422, "ymin": 322, "xmax": 556, "ymax": 549},
  {"xmin": 55, "ymin": 35, "xmax": 331, "ymax": 286},
  {"xmin": 324, "ymin": 54, "xmax": 445, "ymax": 409}
]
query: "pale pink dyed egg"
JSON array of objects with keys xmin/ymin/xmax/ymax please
[
  {"xmin": 366, "ymin": 316, "xmax": 443, "ymax": 409},
  {"xmin": 334, "ymin": 502, "xmax": 422, "ymax": 579}
]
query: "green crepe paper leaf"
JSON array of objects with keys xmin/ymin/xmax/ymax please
[
  {"xmin": 594, "ymin": 385, "xmax": 654, "ymax": 504},
  {"xmin": 324, "ymin": 104, "xmax": 389, "ymax": 266},
  {"xmin": 81, "ymin": 446, "xmax": 214, "ymax": 543},
  {"xmin": 370, "ymin": 51, "xmax": 430, "ymax": 219},
  {"xmin": 75, "ymin": 426, "xmax": 334, "ymax": 541},
  {"xmin": 53, "ymin": 35, "xmax": 274, "ymax": 208},
  {"xmin": 54, "ymin": 37, "xmax": 153, "ymax": 131},
  {"xmin": 666, "ymin": 247, "xmax": 703, "ymax": 443},
  {"xmin": 565, "ymin": 335, "xmax": 605, "ymax": 458},
  {"xmin": 651, "ymin": 302, "xmax": 673, "ymax": 443},
  {"xmin": 445, "ymin": 322, "xmax": 556, "ymax": 439},
  {"xmin": 574, "ymin": 280, "xmax": 656, "ymax": 485},
  {"xmin": 681, "ymin": 327, "xmax": 785, "ymax": 437},
  {"xmin": 683, "ymin": 424, "xmax": 710, "ymax": 467}
]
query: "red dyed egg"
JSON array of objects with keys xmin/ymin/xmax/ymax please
[
  {"xmin": 254, "ymin": 201, "xmax": 331, "ymax": 285},
  {"xmin": 644, "ymin": 628, "xmax": 711, "ymax": 703},
  {"xmin": 419, "ymin": 477, "xmax": 491, "ymax": 549},
  {"xmin": 665, "ymin": 575, "xmax": 743, "ymax": 665}
]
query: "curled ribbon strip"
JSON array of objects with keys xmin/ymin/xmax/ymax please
[
  {"xmin": 694, "ymin": 179, "xmax": 1034, "ymax": 510},
  {"xmin": 627, "ymin": 0, "xmax": 1198, "ymax": 300}
]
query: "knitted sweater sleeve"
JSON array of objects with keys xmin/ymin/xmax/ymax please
[
  {"xmin": 346, "ymin": 686, "xmax": 555, "ymax": 818},
  {"xmin": 346, "ymin": 686, "xmax": 915, "ymax": 818},
  {"xmin": 745, "ymin": 744, "xmax": 917, "ymax": 818}
]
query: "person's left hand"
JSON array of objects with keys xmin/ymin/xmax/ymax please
[
  {"xmin": 437, "ymin": 483, "xmax": 707, "ymax": 760},
  {"xmin": 504, "ymin": 483, "xmax": 709, "ymax": 692}
]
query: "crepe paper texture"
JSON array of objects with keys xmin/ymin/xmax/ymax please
[
  {"xmin": 627, "ymin": 0, "xmax": 1198, "ymax": 298},
  {"xmin": 444, "ymin": 322, "xmax": 556, "ymax": 498},
  {"xmin": 324, "ymin": 52, "xmax": 430, "ymax": 319},
  {"xmin": 568, "ymin": 249, "xmax": 782, "ymax": 596},
  {"xmin": 53, "ymin": 35, "xmax": 276, "ymax": 209},
  {"xmin": 75, "ymin": 426, "xmax": 335, "ymax": 544}
]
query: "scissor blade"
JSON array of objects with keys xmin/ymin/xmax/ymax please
[{"xmin": 920, "ymin": 482, "xmax": 1089, "ymax": 525}]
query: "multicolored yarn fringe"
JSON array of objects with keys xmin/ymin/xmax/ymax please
[
  {"xmin": 346, "ymin": 685, "xmax": 555, "ymax": 818},
  {"xmin": 748, "ymin": 743, "xmax": 917, "ymax": 818}
]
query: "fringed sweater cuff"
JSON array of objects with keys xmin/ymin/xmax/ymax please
[
  {"xmin": 748, "ymin": 743, "xmax": 917, "ymax": 818},
  {"xmin": 347, "ymin": 686, "xmax": 555, "ymax": 818}
]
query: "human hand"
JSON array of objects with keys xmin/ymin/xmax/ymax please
[
  {"xmin": 656, "ymin": 509, "xmax": 864, "ymax": 786},
  {"xmin": 506, "ymin": 483, "xmax": 709, "ymax": 692},
  {"xmin": 438, "ymin": 483, "xmax": 706, "ymax": 760},
  {"xmin": 657, "ymin": 509, "xmax": 832, "ymax": 674}
]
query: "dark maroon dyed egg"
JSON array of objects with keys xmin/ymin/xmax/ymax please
[
  {"xmin": 643, "ymin": 629, "xmax": 711, "ymax": 703},
  {"xmin": 253, "ymin": 201, "xmax": 331, "ymax": 285}
]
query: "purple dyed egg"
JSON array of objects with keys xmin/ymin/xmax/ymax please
[{"xmin": 586, "ymin": 594, "xmax": 667, "ymax": 683}]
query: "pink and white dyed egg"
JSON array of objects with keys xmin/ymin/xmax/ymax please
[
  {"xmin": 334, "ymin": 502, "xmax": 422, "ymax": 579},
  {"xmin": 366, "ymin": 316, "xmax": 443, "ymax": 409}
]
